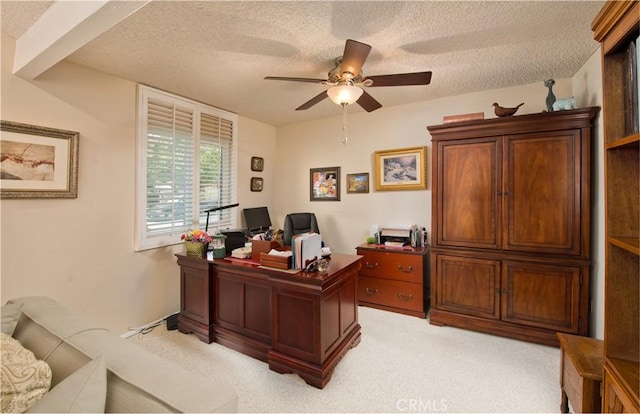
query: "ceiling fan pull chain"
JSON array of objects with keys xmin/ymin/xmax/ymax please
[{"xmin": 342, "ymin": 103, "xmax": 348, "ymax": 145}]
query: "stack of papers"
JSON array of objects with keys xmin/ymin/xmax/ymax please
[{"xmin": 291, "ymin": 232, "xmax": 322, "ymax": 270}]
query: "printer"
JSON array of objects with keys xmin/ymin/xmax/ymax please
[
  {"xmin": 378, "ymin": 225, "xmax": 427, "ymax": 248},
  {"xmin": 379, "ymin": 226, "xmax": 412, "ymax": 246}
]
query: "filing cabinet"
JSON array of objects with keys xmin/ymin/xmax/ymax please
[{"xmin": 356, "ymin": 244, "xmax": 429, "ymax": 318}]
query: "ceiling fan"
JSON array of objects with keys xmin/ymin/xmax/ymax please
[{"xmin": 265, "ymin": 39, "xmax": 432, "ymax": 112}]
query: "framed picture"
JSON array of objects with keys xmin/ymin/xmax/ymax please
[
  {"xmin": 310, "ymin": 166, "xmax": 340, "ymax": 201},
  {"xmin": 1, "ymin": 120, "xmax": 79, "ymax": 199},
  {"xmin": 251, "ymin": 156, "xmax": 264, "ymax": 172},
  {"xmin": 346, "ymin": 172, "xmax": 369, "ymax": 194},
  {"xmin": 374, "ymin": 146, "xmax": 427, "ymax": 191},
  {"xmin": 250, "ymin": 177, "xmax": 263, "ymax": 192}
]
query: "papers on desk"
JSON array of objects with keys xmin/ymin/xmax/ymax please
[{"xmin": 291, "ymin": 232, "xmax": 322, "ymax": 270}]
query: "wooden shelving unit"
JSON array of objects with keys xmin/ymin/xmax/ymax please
[{"xmin": 592, "ymin": 1, "xmax": 640, "ymax": 412}]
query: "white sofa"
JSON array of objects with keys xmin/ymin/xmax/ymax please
[{"xmin": 7, "ymin": 296, "xmax": 238, "ymax": 413}]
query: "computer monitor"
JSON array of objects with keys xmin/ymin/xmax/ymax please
[{"xmin": 242, "ymin": 206, "xmax": 272, "ymax": 233}]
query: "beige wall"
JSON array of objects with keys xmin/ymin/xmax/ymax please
[
  {"xmin": 1, "ymin": 28, "xmax": 604, "ymax": 338},
  {"xmin": 0, "ymin": 31, "xmax": 276, "ymax": 334},
  {"xmin": 273, "ymin": 80, "xmax": 575, "ymax": 253},
  {"xmin": 273, "ymin": 63, "xmax": 604, "ymax": 338},
  {"xmin": 573, "ymin": 48, "xmax": 604, "ymax": 338}
]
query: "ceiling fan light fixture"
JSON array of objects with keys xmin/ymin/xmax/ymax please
[{"xmin": 327, "ymin": 85, "xmax": 363, "ymax": 106}]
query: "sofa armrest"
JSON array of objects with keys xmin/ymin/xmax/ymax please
[{"xmin": 8, "ymin": 296, "xmax": 238, "ymax": 413}]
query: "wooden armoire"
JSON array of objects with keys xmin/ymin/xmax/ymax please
[{"xmin": 427, "ymin": 107, "xmax": 599, "ymax": 346}]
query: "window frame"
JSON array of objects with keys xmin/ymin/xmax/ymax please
[{"xmin": 135, "ymin": 85, "xmax": 238, "ymax": 251}]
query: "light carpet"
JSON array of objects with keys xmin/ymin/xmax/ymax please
[{"xmin": 130, "ymin": 307, "xmax": 560, "ymax": 413}]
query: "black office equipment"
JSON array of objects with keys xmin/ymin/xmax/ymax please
[
  {"xmin": 220, "ymin": 229, "xmax": 247, "ymax": 254},
  {"xmin": 243, "ymin": 207, "xmax": 272, "ymax": 234}
]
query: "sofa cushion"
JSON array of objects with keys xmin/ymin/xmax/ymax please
[
  {"xmin": 27, "ymin": 356, "xmax": 106, "ymax": 413},
  {"xmin": 0, "ymin": 333, "xmax": 52, "ymax": 413},
  {"xmin": 2, "ymin": 302, "xmax": 24, "ymax": 335}
]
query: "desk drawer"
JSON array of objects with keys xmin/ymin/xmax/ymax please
[
  {"xmin": 357, "ymin": 250, "xmax": 423, "ymax": 283},
  {"xmin": 358, "ymin": 276, "xmax": 423, "ymax": 313}
]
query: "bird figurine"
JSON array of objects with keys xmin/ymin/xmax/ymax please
[{"xmin": 492, "ymin": 102, "xmax": 524, "ymax": 117}]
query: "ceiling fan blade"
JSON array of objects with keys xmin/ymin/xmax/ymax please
[
  {"xmin": 357, "ymin": 89, "xmax": 382, "ymax": 112},
  {"xmin": 364, "ymin": 71, "xmax": 432, "ymax": 87},
  {"xmin": 340, "ymin": 39, "xmax": 371, "ymax": 78},
  {"xmin": 296, "ymin": 91, "xmax": 329, "ymax": 111},
  {"xmin": 265, "ymin": 76, "xmax": 327, "ymax": 84}
]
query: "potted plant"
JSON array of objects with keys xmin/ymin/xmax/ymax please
[{"xmin": 181, "ymin": 230, "xmax": 213, "ymax": 258}]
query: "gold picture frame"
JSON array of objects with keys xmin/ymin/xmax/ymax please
[
  {"xmin": 346, "ymin": 173, "xmax": 369, "ymax": 194},
  {"xmin": 374, "ymin": 146, "xmax": 427, "ymax": 191},
  {"xmin": 1, "ymin": 120, "xmax": 79, "ymax": 199}
]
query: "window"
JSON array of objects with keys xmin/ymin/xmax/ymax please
[{"xmin": 135, "ymin": 85, "xmax": 237, "ymax": 251}]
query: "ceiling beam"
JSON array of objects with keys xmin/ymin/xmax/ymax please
[{"xmin": 13, "ymin": 0, "xmax": 149, "ymax": 79}]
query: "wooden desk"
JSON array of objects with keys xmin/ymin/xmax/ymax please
[
  {"xmin": 557, "ymin": 333, "xmax": 604, "ymax": 413},
  {"xmin": 175, "ymin": 252, "xmax": 362, "ymax": 388}
]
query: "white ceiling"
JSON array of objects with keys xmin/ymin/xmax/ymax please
[{"xmin": 1, "ymin": 1, "xmax": 605, "ymax": 126}]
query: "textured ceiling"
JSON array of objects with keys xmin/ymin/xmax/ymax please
[{"xmin": 1, "ymin": 1, "xmax": 605, "ymax": 126}]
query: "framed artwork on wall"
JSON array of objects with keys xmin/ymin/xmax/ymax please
[
  {"xmin": 250, "ymin": 177, "xmax": 263, "ymax": 192},
  {"xmin": 346, "ymin": 172, "xmax": 369, "ymax": 194},
  {"xmin": 251, "ymin": 156, "xmax": 264, "ymax": 172},
  {"xmin": 1, "ymin": 120, "xmax": 79, "ymax": 199},
  {"xmin": 310, "ymin": 166, "xmax": 340, "ymax": 201},
  {"xmin": 374, "ymin": 146, "xmax": 427, "ymax": 191}
]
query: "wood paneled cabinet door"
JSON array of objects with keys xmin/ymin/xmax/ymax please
[
  {"xmin": 434, "ymin": 254, "xmax": 584, "ymax": 334},
  {"xmin": 438, "ymin": 137, "xmax": 500, "ymax": 250},
  {"xmin": 501, "ymin": 261, "xmax": 583, "ymax": 333},
  {"xmin": 437, "ymin": 131, "xmax": 584, "ymax": 257}
]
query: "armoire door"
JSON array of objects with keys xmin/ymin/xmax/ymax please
[
  {"xmin": 434, "ymin": 254, "xmax": 501, "ymax": 319},
  {"xmin": 501, "ymin": 261, "xmax": 582, "ymax": 333},
  {"xmin": 437, "ymin": 137, "xmax": 501, "ymax": 249},
  {"xmin": 503, "ymin": 131, "xmax": 583, "ymax": 256}
]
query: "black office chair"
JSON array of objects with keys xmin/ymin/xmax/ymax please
[{"xmin": 283, "ymin": 213, "xmax": 320, "ymax": 246}]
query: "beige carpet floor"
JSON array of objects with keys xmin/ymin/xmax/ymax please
[{"xmin": 130, "ymin": 306, "xmax": 560, "ymax": 413}]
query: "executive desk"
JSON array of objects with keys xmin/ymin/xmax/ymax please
[{"xmin": 175, "ymin": 252, "xmax": 362, "ymax": 388}]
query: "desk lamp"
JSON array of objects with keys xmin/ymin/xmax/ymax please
[{"xmin": 205, "ymin": 203, "xmax": 239, "ymax": 258}]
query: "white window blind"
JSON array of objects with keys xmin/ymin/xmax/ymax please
[
  {"xmin": 199, "ymin": 112, "xmax": 235, "ymax": 230},
  {"xmin": 136, "ymin": 85, "xmax": 237, "ymax": 251}
]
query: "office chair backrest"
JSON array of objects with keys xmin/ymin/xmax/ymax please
[{"xmin": 283, "ymin": 213, "xmax": 320, "ymax": 246}]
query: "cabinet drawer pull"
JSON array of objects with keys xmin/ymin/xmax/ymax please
[
  {"xmin": 398, "ymin": 293, "xmax": 413, "ymax": 301},
  {"xmin": 365, "ymin": 288, "xmax": 379, "ymax": 295},
  {"xmin": 397, "ymin": 264, "xmax": 413, "ymax": 273},
  {"xmin": 365, "ymin": 261, "xmax": 379, "ymax": 269}
]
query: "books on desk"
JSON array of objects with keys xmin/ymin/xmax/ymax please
[{"xmin": 291, "ymin": 232, "xmax": 322, "ymax": 270}]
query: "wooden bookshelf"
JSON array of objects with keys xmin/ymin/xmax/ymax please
[{"xmin": 592, "ymin": 1, "xmax": 640, "ymax": 412}]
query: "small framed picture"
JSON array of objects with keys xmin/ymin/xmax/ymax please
[
  {"xmin": 310, "ymin": 166, "xmax": 340, "ymax": 201},
  {"xmin": 251, "ymin": 156, "xmax": 264, "ymax": 172},
  {"xmin": 250, "ymin": 177, "xmax": 263, "ymax": 192},
  {"xmin": 374, "ymin": 146, "xmax": 427, "ymax": 191},
  {"xmin": 346, "ymin": 173, "xmax": 369, "ymax": 193}
]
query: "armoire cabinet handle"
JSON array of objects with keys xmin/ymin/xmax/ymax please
[
  {"xmin": 365, "ymin": 288, "xmax": 379, "ymax": 295},
  {"xmin": 397, "ymin": 293, "xmax": 413, "ymax": 301},
  {"xmin": 397, "ymin": 265, "xmax": 413, "ymax": 273},
  {"xmin": 365, "ymin": 261, "xmax": 379, "ymax": 269}
]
